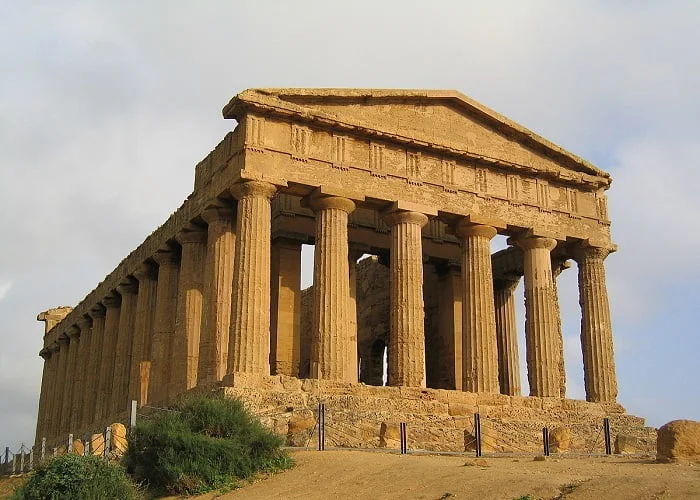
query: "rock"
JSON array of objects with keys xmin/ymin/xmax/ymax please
[
  {"xmin": 464, "ymin": 423, "xmax": 498, "ymax": 452},
  {"xmin": 110, "ymin": 423, "xmax": 128, "ymax": 456},
  {"xmin": 72, "ymin": 439, "xmax": 85, "ymax": 456},
  {"xmin": 90, "ymin": 433, "xmax": 105, "ymax": 456},
  {"xmin": 533, "ymin": 455, "xmax": 547, "ymax": 461},
  {"xmin": 657, "ymin": 420, "xmax": 700, "ymax": 463},
  {"xmin": 379, "ymin": 422, "xmax": 401, "ymax": 448},
  {"xmin": 615, "ymin": 434, "xmax": 640, "ymax": 454},
  {"xmin": 549, "ymin": 427, "xmax": 572, "ymax": 452},
  {"xmin": 287, "ymin": 414, "xmax": 316, "ymax": 446}
]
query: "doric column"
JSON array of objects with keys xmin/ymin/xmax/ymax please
[
  {"xmin": 97, "ymin": 293, "xmax": 121, "ymax": 422},
  {"xmin": 347, "ymin": 248, "xmax": 364, "ymax": 383},
  {"xmin": 170, "ymin": 229, "xmax": 206, "ymax": 398},
  {"xmin": 385, "ymin": 209, "xmax": 428, "ymax": 387},
  {"xmin": 226, "ymin": 181, "xmax": 277, "ymax": 378},
  {"xmin": 552, "ymin": 258, "xmax": 571, "ymax": 397},
  {"xmin": 270, "ymin": 238, "xmax": 302, "ymax": 377},
  {"xmin": 83, "ymin": 305, "xmax": 105, "ymax": 426},
  {"xmin": 51, "ymin": 337, "xmax": 68, "ymax": 440},
  {"xmin": 198, "ymin": 207, "xmax": 236, "ymax": 385},
  {"xmin": 494, "ymin": 277, "xmax": 521, "ymax": 396},
  {"xmin": 61, "ymin": 326, "xmax": 80, "ymax": 433},
  {"xmin": 517, "ymin": 236, "xmax": 561, "ymax": 397},
  {"xmin": 111, "ymin": 281, "xmax": 138, "ymax": 415},
  {"xmin": 150, "ymin": 250, "xmax": 179, "ymax": 404},
  {"xmin": 130, "ymin": 263, "xmax": 158, "ymax": 405},
  {"xmin": 309, "ymin": 194, "xmax": 355, "ymax": 382},
  {"xmin": 34, "ymin": 348, "xmax": 53, "ymax": 445},
  {"xmin": 72, "ymin": 316, "xmax": 92, "ymax": 429},
  {"xmin": 437, "ymin": 263, "xmax": 463, "ymax": 390},
  {"xmin": 456, "ymin": 222, "xmax": 500, "ymax": 393},
  {"xmin": 573, "ymin": 245, "xmax": 618, "ymax": 402}
]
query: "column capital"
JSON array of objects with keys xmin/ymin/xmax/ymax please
[
  {"xmin": 89, "ymin": 303, "xmax": 106, "ymax": 319},
  {"xmin": 176, "ymin": 226, "xmax": 207, "ymax": 245},
  {"xmin": 103, "ymin": 292, "xmax": 122, "ymax": 309},
  {"xmin": 133, "ymin": 262, "xmax": 157, "ymax": 281},
  {"xmin": 201, "ymin": 205, "xmax": 236, "ymax": 224},
  {"xmin": 39, "ymin": 347, "xmax": 52, "ymax": 360},
  {"xmin": 152, "ymin": 249, "xmax": 179, "ymax": 266},
  {"xmin": 57, "ymin": 334, "xmax": 70, "ymax": 346},
  {"xmin": 77, "ymin": 316, "xmax": 92, "ymax": 331},
  {"xmin": 516, "ymin": 235, "xmax": 557, "ymax": 252},
  {"xmin": 66, "ymin": 325, "xmax": 80, "ymax": 339},
  {"xmin": 116, "ymin": 279, "xmax": 139, "ymax": 296},
  {"xmin": 571, "ymin": 243, "xmax": 614, "ymax": 263},
  {"xmin": 306, "ymin": 193, "xmax": 355, "ymax": 214},
  {"xmin": 230, "ymin": 180, "xmax": 277, "ymax": 201},
  {"xmin": 454, "ymin": 221, "xmax": 497, "ymax": 240},
  {"xmin": 383, "ymin": 209, "xmax": 429, "ymax": 227}
]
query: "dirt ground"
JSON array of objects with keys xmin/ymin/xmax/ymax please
[{"xmin": 213, "ymin": 449, "xmax": 699, "ymax": 500}]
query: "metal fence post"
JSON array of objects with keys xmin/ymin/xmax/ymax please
[
  {"xmin": 400, "ymin": 422, "xmax": 408, "ymax": 454},
  {"xmin": 41, "ymin": 438, "xmax": 46, "ymax": 462},
  {"xmin": 67, "ymin": 433, "xmax": 73, "ymax": 453},
  {"xmin": 104, "ymin": 426, "xmax": 112, "ymax": 459},
  {"xmin": 542, "ymin": 427, "xmax": 550, "ymax": 456},
  {"xmin": 474, "ymin": 413, "xmax": 482, "ymax": 458},
  {"xmin": 317, "ymin": 402, "xmax": 326, "ymax": 451},
  {"xmin": 603, "ymin": 418, "xmax": 612, "ymax": 455},
  {"xmin": 130, "ymin": 400, "xmax": 138, "ymax": 432}
]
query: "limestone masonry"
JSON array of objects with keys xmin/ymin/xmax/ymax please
[{"xmin": 35, "ymin": 89, "xmax": 650, "ymax": 452}]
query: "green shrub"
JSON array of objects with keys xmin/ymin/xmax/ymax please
[
  {"xmin": 124, "ymin": 393, "xmax": 292, "ymax": 495},
  {"xmin": 12, "ymin": 453, "xmax": 141, "ymax": 500}
]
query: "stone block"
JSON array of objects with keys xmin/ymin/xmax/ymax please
[
  {"xmin": 90, "ymin": 433, "xmax": 105, "ymax": 456},
  {"xmin": 549, "ymin": 427, "xmax": 572, "ymax": 452},
  {"xmin": 287, "ymin": 414, "xmax": 317, "ymax": 447},
  {"xmin": 72, "ymin": 439, "xmax": 85, "ymax": 456},
  {"xmin": 110, "ymin": 423, "xmax": 128, "ymax": 456},
  {"xmin": 448, "ymin": 402, "xmax": 475, "ymax": 417},
  {"xmin": 615, "ymin": 434, "xmax": 641, "ymax": 454},
  {"xmin": 657, "ymin": 419, "xmax": 700, "ymax": 462}
]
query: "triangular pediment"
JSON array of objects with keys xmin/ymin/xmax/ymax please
[{"xmin": 223, "ymin": 88, "xmax": 610, "ymax": 187}]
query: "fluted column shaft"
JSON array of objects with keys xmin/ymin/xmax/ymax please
[
  {"xmin": 60, "ymin": 327, "xmax": 79, "ymax": 434},
  {"xmin": 494, "ymin": 279, "xmax": 521, "ymax": 396},
  {"xmin": 198, "ymin": 208, "xmax": 236, "ymax": 385},
  {"xmin": 456, "ymin": 222, "xmax": 500, "ymax": 393},
  {"xmin": 347, "ymin": 250, "xmax": 362, "ymax": 383},
  {"xmin": 386, "ymin": 210, "xmax": 428, "ymax": 387},
  {"xmin": 72, "ymin": 318, "xmax": 92, "ymax": 429},
  {"xmin": 130, "ymin": 264, "xmax": 158, "ymax": 404},
  {"xmin": 309, "ymin": 195, "xmax": 355, "ymax": 381},
  {"xmin": 34, "ymin": 350, "xmax": 52, "ymax": 445},
  {"xmin": 517, "ymin": 236, "xmax": 561, "ymax": 397},
  {"xmin": 552, "ymin": 259, "xmax": 570, "ymax": 397},
  {"xmin": 171, "ymin": 230, "xmax": 206, "ymax": 398},
  {"xmin": 111, "ymin": 283, "xmax": 138, "ymax": 415},
  {"xmin": 51, "ymin": 340, "xmax": 68, "ymax": 441},
  {"xmin": 574, "ymin": 246, "xmax": 618, "ymax": 402},
  {"xmin": 97, "ymin": 294, "xmax": 121, "ymax": 421},
  {"xmin": 270, "ymin": 239, "xmax": 302, "ymax": 377},
  {"xmin": 227, "ymin": 181, "xmax": 277, "ymax": 377},
  {"xmin": 437, "ymin": 266, "xmax": 462, "ymax": 390},
  {"xmin": 150, "ymin": 250, "xmax": 179, "ymax": 404},
  {"xmin": 84, "ymin": 306, "xmax": 105, "ymax": 426}
]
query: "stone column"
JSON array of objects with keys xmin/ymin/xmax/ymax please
[
  {"xmin": 308, "ymin": 195, "xmax": 355, "ymax": 382},
  {"xmin": 573, "ymin": 245, "xmax": 618, "ymax": 402},
  {"xmin": 72, "ymin": 316, "xmax": 92, "ymax": 429},
  {"xmin": 130, "ymin": 263, "xmax": 158, "ymax": 405},
  {"xmin": 456, "ymin": 222, "xmax": 500, "ymax": 393},
  {"xmin": 61, "ymin": 326, "xmax": 80, "ymax": 433},
  {"xmin": 347, "ymin": 249, "xmax": 363, "ymax": 383},
  {"xmin": 51, "ymin": 337, "xmax": 68, "ymax": 440},
  {"xmin": 34, "ymin": 348, "xmax": 52, "ymax": 445},
  {"xmin": 270, "ymin": 238, "xmax": 302, "ymax": 377},
  {"xmin": 198, "ymin": 207, "xmax": 236, "ymax": 385},
  {"xmin": 437, "ymin": 263, "xmax": 462, "ymax": 390},
  {"xmin": 150, "ymin": 250, "xmax": 179, "ymax": 404},
  {"xmin": 226, "ymin": 181, "xmax": 277, "ymax": 379},
  {"xmin": 552, "ymin": 258, "xmax": 571, "ymax": 397},
  {"xmin": 494, "ymin": 277, "xmax": 521, "ymax": 396},
  {"xmin": 385, "ymin": 209, "xmax": 428, "ymax": 387},
  {"xmin": 111, "ymin": 281, "xmax": 138, "ymax": 415},
  {"xmin": 517, "ymin": 236, "xmax": 561, "ymax": 397},
  {"xmin": 97, "ymin": 293, "xmax": 121, "ymax": 422},
  {"xmin": 171, "ymin": 229, "xmax": 206, "ymax": 398},
  {"xmin": 83, "ymin": 305, "xmax": 105, "ymax": 426}
]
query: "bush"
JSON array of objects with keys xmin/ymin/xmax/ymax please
[
  {"xmin": 12, "ymin": 453, "xmax": 141, "ymax": 500},
  {"xmin": 124, "ymin": 393, "xmax": 292, "ymax": 495}
]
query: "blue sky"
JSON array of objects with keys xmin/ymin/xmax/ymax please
[{"xmin": 1, "ymin": 1, "xmax": 698, "ymax": 451}]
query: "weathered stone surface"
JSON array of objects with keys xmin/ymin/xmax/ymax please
[
  {"xmin": 110, "ymin": 423, "xmax": 128, "ymax": 456},
  {"xmin": 615, "ymin": 434, "xmax": 641, "ymax": 454},
  {"xmin": 549, "ymin": 427, "xmax": 572, "ymax": 452},
  {"xmin": 72, "ymin": 439, "xmax": 85, "ymax": 456},
  {"xmin": 657, "ymin": 420, "xmax": 700, "ymax": 462}
]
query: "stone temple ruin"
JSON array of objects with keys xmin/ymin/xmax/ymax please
[{"xmin": 35, "ymin": 89, "xmax": 654, "ymax": 453}]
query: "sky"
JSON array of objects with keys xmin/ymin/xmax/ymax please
[{"xmin": 1, "ymin": 1, "xmax": 699, "ymax": 452}]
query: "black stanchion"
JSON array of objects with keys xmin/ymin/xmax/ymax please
[
  {"xmin": 318, "ymin": 403, "xmax": 326, "ymax": 451},
  {"xmin": 603, "ymin": 418, "xmax": 612, "ymax": 455},
  {"xmin": 542, "ymin": 427, "xmax": 550, "ymax": 456},
  {"xmin": 399, "ymin": 422, "xmax": 407, "ymax": 454},
  {"xmin": 474, "ymin": 413, "xmax": 482, "ymax": 458}
]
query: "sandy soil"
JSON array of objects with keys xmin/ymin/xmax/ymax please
[{"xmin": 213, "ymin": 449, "xmax": 699, "ymax": 500}]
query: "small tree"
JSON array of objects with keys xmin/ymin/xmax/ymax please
[
  {"xmin": 12, "ymin": 453, "xmax": 141, "ymax": 500},
  {"xmin": 124, "ymin": 393, "xmax": 292, "ymax": 495}
]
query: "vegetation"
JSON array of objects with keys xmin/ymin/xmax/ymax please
[
  {"xmin": 12, "ymin": 453, "xmax": 141, "ymax": 500},
  {"xmin": 123, "ymin": 393, "xmax": 293, "ymax": 495}
]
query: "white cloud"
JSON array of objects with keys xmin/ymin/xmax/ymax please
[{"xmin": 0, "ymin": 281, "xmax": 12, "ymax": 303}]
